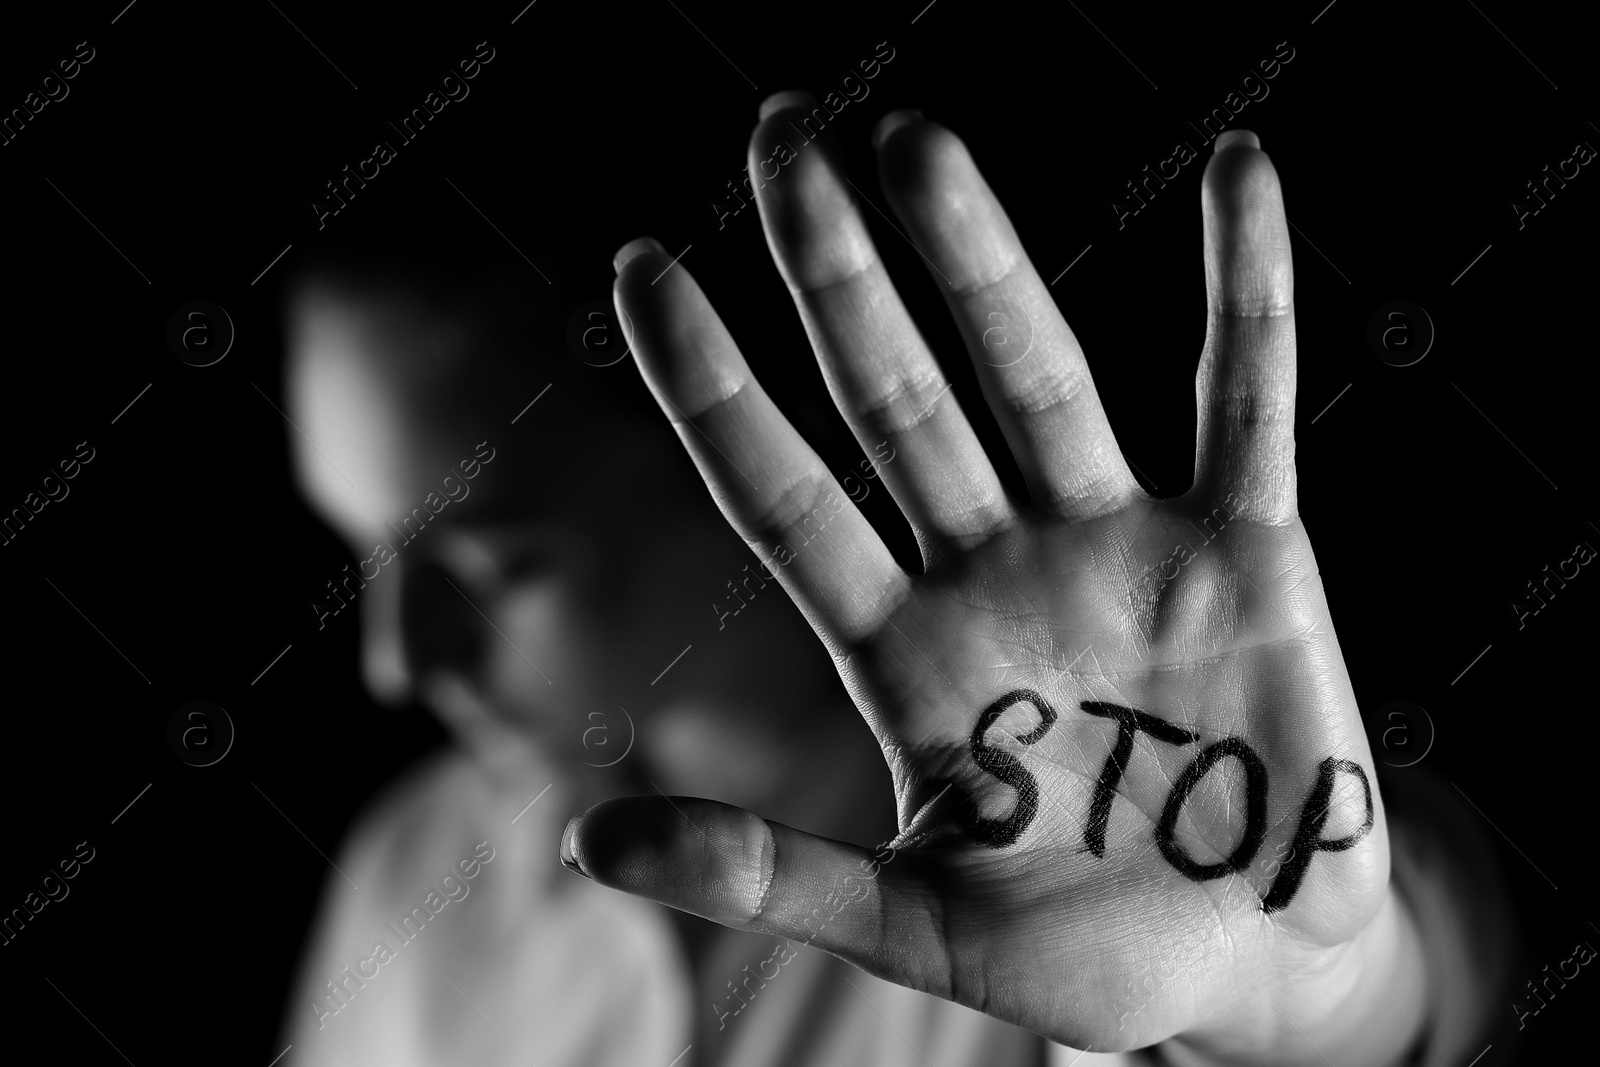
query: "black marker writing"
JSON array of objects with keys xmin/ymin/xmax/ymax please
[
  {"xmin": 960, "ymin": 688, "xmax": 1057, "ymax": 848},
  {"xmin": 1081, "ymin": 701, "xmax": 1199, "ymax": 856},
  {"xmin": 1155, "ymin": 737, "xmax": 1269, "ymax": 880},
  {"xmin": 961, "ymin": 692, "xmax": 1372, "ymax": 913},
  {"xmin": 1260, "ymin": 757, "xmax": 1373, "ymax": 913}
]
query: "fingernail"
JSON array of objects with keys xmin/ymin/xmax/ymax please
[
  {"xmin": 613, "ymin": 237, "xmax": 664, "ymax": 276},
  {"xmin": 872, "ymin": 109, "xmax": 922, "ymax": 151},
  {"xmin": 758, "ymin": 90, "xmax": 816, "ymax": 121},
  {"xmin": 559, "ymin": 817, "xmax": 589, "ymax": 878},
  {"xmin": 1213, "ymin": 129, "xmax": 1261, "ymax": 153}
]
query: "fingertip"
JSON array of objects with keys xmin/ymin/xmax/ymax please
[
  {"xmin": 613, "ymin": 236, "xmax": 664, "ymax": 276},
  {"xmin": 872, "ymin": 108, "xmax": 923, "ymax": 151},
  {"xmin": 1201, "ymin": 134, "xmax": 1285, "ymax": 214},
  {"xmin": 1213, "ymin": 129, "xmax": 1261, "ymax": 154},
  {"xmin": 573, "ymin": 796, "xmax": 776, "ymax": 925},
  {"xmin": 874, "ymin": 114, "xmax": 978, "ymax": 210},
  {"xmin": 559, "ymin": 815, "xmax": 588, "ymax": 878},
  {"xmin": 759, "ymin": 89, "xmax": 816, "ymax": 121}
]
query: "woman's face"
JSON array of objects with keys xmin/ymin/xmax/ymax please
[{"xmin": 285, "ymin": 277, "xmax": 831, "ymax": 782}]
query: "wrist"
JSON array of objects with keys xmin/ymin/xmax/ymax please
[
  {"xmin": 1161, "ymin": 882, "xmax": 1429, "ymax": 1067},
  {"xmin": 1160, "ymin": 763, "xmax": 1519, "ymax": 1067},
  {"xmin": 1375, "ymin": 767, "xmax": 1520, "ymax": 1066}
]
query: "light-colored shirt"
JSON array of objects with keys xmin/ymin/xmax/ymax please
[{"xmin": 279, "ymin": 746, "xmax": 1153, "ymax": 1067}]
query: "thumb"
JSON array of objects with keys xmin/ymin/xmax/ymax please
[{"xmin": 560, "ymin": 795, "xmax": 942, "ymax": 985}]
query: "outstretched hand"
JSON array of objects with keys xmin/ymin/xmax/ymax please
[{"xmin": 565, "ymin": 97, "xmax": 1426, "ymax": 1064}]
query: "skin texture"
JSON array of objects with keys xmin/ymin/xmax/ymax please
[{"xmin": 565, "ymin": 100, "xmax": 1431, "ymax": 1064}]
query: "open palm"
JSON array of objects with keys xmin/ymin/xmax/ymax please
[{"xmin": 568, "ymin": 100, "xmax": 1399, "ymax": 1060}]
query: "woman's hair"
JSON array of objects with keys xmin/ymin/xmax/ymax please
[
  {"xmin": 284, "ymin": 190, "xmax": 862, "ymax": 478},
  {"xmin": 286, "ymin": 208, "xmax": 664, "ymax": 423}
]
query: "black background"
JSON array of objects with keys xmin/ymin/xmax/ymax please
[{"xmin": 0, "ymin": 1, "xmax": 1594, "ymax": 1063}]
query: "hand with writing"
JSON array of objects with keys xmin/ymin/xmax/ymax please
[{"xmin": 564, "ymin": 95, "xmax": 1428, "ymax": 1065}]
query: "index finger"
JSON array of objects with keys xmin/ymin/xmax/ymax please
[{"xmin": 613, "ymin": 240, "xmax": 910, "ymax": 649}]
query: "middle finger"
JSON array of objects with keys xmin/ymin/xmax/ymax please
[{"xmin": 751, "ymin": 91, "xmax": 1016, "ymax": 560}]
